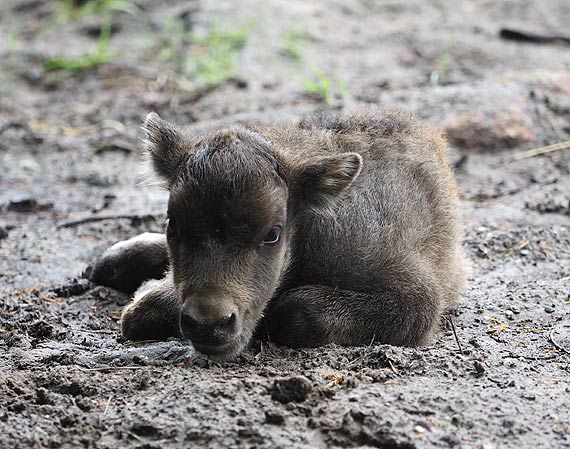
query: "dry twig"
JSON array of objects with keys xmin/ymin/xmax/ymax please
[
  {"xmin": 447, "ymin": 316, "xmax": 464, "ymax": 355},
  {"xmin": 506, "ymin": 141, "xmax": 570, "ymax": 162},
  {"xmin": 346, "ymin": 335, "xmax": 376, "ymax": 367},
  {"xmin": 103, "ymin": 395, "xmax": 113, "ymax": 415},
  {"xmin": 56, "ymin": 213, "xmax": 161, "ymax": 229},
  {"xmin": 76, "ymin": 365, "xmax": 145, "ymax": 372}
]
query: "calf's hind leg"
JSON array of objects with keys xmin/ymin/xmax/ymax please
[
  {"xmin": 85, "ymin": 232, "xmax": 168, "ymax": 293},
  {"xmin": 265, "ymin": 265, "xmax": 443, "ymax": 348},
  {"xmin": 121, "ymin": 274, "xmax": 182, "ymax": 341}
]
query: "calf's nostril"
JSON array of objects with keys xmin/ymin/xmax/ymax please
[
  {"xmin": 180, "ymin": 311, "xmax": 237, "ymax": 335},
  {"xmin": 206, "ymin": 312, "xmax": 236, "ymax": 334},
  {"xmin": 220, "ymin": 312, "xmax": 236, "ymax": 328}
]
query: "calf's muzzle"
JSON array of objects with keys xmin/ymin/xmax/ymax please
[{"xmin": 179, "ymin": 296, "xmax": 239, "ymax": 347}]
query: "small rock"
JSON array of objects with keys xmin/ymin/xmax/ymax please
[
  {"xmin": 442, "ymin": 101, "xmax": 536, "ymax": 153},
  {"xmin": 473, "ymin": 360, "xmax": 486, "ymax": 374},
  {"xmin": 7, "ymin": 197, "xmax": 52, "ymax": 213},
  {"xmin": 231, "ymin": 78, "xmax": 248, "ymax": 89},
  {"xmin": 238, "ymin": 428, "xmax": 258, "ymax": 437},
  {"xmin": 502, "ymin": 418, "xmax": 515, "ymax": 428},
  {"xmin": 522, "ymin": 394, "xmax": 536, "ymax": 400},
  {"xmin": 36, "ymin": 387, "xmax": 55, "ymax": 405},
  {"xmin": 131, "ymin": 423, "xmax": 160, "ymax": 437},
  {"xmin": 441, "ymin": 433, "xmax": 461, "ymax": 447},
  {"xmin": 544, "ymin": 306, "xmax": 555, "ymax": 314},
  {"xmin": 264, "ymin": 408, "xmax": 285, "ymax": 425},
  {"xmin": 95, "ymin": 287, "xmax": 111, "ymax": 300},
  {"xmin": 28, "ymin": 320, "xmax": 54, "ymax": 339},
  {"xmin": 271, "ymin": 376, "xmax": 312, "ymax": 404},
  {"xmin": 413, "ymin": 425, "xmax": 426, "ymax": 434},
  {"xmin": 0, "ymin": 225, "xmax": 8, "ymax": 240},
  {"xmin": 482, "ymin": 443, "xmax": 498, "ymax": 449}
]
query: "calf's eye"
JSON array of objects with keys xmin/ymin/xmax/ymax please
[{"xmin": 262, "ymin": 226, "xmax": 282, "ymax": 246}]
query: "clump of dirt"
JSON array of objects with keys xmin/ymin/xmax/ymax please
[{"xmin": 1, "ymin": 0, "xmax": 569, "ymax": 448}]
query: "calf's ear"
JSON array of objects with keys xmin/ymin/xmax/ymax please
[
  {"xmin": 142, "ymin": 112, "xmax": 185, "ymax": 183},
  {"xmin": 295, "ymin": 152, "xmax": 362, "ymax": 209}
]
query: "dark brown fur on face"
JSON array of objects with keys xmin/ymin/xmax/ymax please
[{"xmin": 87, "ymin": 110, "xmax": 467, "ymax": 360}]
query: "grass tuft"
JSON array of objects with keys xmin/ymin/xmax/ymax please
[
  {"xmin": 157, "ymin": 19, "xmax": 254, "ymax": 90},
  {"xmin": 297, "ymin": 70, "xmax": 347, "ymax": 105},
  {"xmin": 280, "ymin": 27, "xmax": 348, "ymax": 105},
  {"xmin": 43, "ymin": 21, "xmax": 116, "ymax": 74},
  {"xmin": 280, "ymin": 28, "xmax": 305, "ymax": 62},
  {"xmin": 56, "ymin": 0, "xmax": 143, "ymax": 22},
  {"xmin": 430, "ymin": 35, "xmax": 455, "ymax": 87}
]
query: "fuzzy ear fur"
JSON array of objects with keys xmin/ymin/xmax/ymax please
[
  {"xmin": 295, "ymin": 152, "xmax": 363, "ymax": 209},
  {"xmin": 142, "ymin": 112, "xmax": 185, "ymax": 183}
]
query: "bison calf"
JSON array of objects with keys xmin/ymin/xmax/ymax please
[{"xmin": 86, "ymin": 110, "xmax": 467, "ymax": 360}]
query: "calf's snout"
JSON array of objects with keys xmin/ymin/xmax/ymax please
[{"xmin": 180, "ymin": 298, "xmax": 239, "ymax": 347}]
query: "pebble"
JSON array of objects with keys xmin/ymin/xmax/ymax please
[
  {"xmin": 264, "ymin": 409, "xmax": 285, "ymax": 425},
  {"xmin": 473, "ymin": 360, "xmax": 486, "ymax": 374},
  {"xmin": 7, "ymin": 196, "xmax": 53, "ymax": 213},
  {"xmin": 544, "ymin": 306, "xmax": 555, "ymax": 313},
  {"xmin": 271, "ymin": 376, "xmax": 313, "ymax": 404}
]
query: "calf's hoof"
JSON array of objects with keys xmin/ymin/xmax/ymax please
[
  {"xmin": 121, "ymin": 280, "xmax": 182, "ymax": 341},
  {"xmin": 85, "ymin": 233, "xmax": 168, "ymax": 294}
]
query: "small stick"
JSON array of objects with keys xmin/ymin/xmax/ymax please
[
  {"xmin": 103, "ymin": 395, "xmax": 113, "ymax": 415},
  {"xmin": 123, "ymin": 339, "xmax": 163, "ymax": 345},
  {"xmin": 387, "ymin": 358, "xmax": 399, "ymax": 375},
  {"xmin": 549, "ymin": 329, "xmax": 570, "ymax": 355},
  {"xmin": 448, "ymin": 316, "xmax": 464, "ymax": 355},
  {"xmin": 76, "ymin": 365, "xmax": 145, "ymax": 372},
  {"xmin": 506, "ymin": 141, "xmax": 570, "ymax": 162},
  {"xmin": 500, "ymin": 28, "xmax": 570, "ymax": 45},
  {"xmin": 56, "ymin": 213, "xmax": 162, "ymax": 229},
  {"xmin": 346, "ymin": 335, "xmax": 376, "ymax": 367}
]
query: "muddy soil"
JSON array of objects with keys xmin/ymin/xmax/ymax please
[{"xmin": 1, "ymin": 1, "xmax": 569, "ymax": 448}]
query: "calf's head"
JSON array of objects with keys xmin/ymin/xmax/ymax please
[{"xmin": 143, "ymin": 112, "xmax": 362, "ymax": 359}]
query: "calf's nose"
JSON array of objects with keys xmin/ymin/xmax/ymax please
[{"xmin": 180, "ymin": 309, "xmax": 238, "ymax": 345}]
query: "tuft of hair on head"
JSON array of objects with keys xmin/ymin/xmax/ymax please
[
  {"xmin": 295, "ymin": 152, "xmax": 363, "ymax": 210},
  {"xmin": 141, "ymin": 112, "xmax": 187, "ymax": 184}
]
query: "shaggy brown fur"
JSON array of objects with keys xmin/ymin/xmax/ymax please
[{"xmin": 86, "ymin": 110, "xmax": 467, "ymax": 360}]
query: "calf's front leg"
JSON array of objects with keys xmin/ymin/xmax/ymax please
[{"xmin": 121, "ymin": 274, "xmax": 182, "ymax": 341}]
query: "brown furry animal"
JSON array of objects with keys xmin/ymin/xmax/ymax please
[{"xmin": 86, "ymin": 110, "xmax": 467, "ymax": 360}]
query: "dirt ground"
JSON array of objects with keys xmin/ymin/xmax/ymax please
[{"xmin": 1, "ymin": 0, "xmax": 569, "ymax": 448}]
